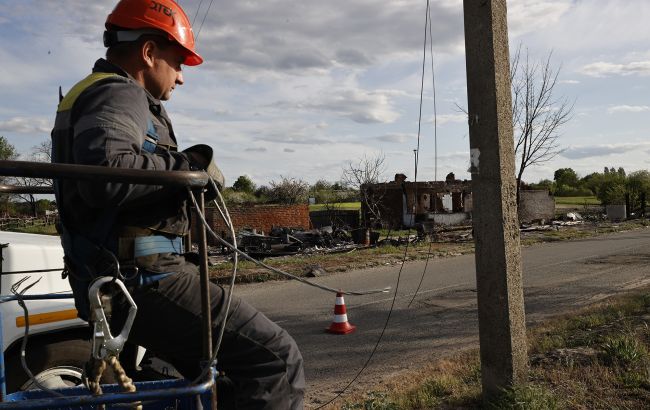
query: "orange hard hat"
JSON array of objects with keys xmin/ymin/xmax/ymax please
[{"xmin": 105, "ymin": 0, "xmax": 203, "ymax": 66}]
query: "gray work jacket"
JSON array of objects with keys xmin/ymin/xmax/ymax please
[{"xmin": 52, "ymin": 58, "xmax": 195, "ymax": 278}]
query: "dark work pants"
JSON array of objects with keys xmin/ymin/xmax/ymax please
[{"xmin": 114, "ymin": 271, "xmax": 305, "ymax": 409}]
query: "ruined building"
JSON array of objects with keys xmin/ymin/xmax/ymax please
[{"xmin": 362, "ymin": 173, "xmax": 473, "ymax": 228}]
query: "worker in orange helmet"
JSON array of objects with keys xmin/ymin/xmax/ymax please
[{"xmin": 51, "ymin": 0, "xmax": 305, "ymax": 408}]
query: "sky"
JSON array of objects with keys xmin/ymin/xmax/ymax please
[{"xmin": 0, "ymin": 0, "xmax": 649, "ymax": 187}]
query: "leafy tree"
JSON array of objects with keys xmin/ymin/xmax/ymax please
[
  {"xmin": 0, "ymin": 136, "xmax": 19, "ymax": 216},
  {"xmin": 626, "ymin": 170, "xmax": 650, "ymax": 213},
  {"xmin": 553, "ymin": 168, "xmax": 578, "ymax": 188},
  {"xmin": 222, "ymin": 187, "xmax": 258, "ymax": 205},
  {"xmin": 0, "ymin": 136, "xmax": 18, "ymax": 161},
  {"xmin": 596, "ymin": 172, "xmax": 626, "ymax": 205},
  {"xmin": 529, "ymin": 178, "xmax": 555, "ymax": 193},
  {"xmin": 617, "ymin": 167, "xmax": 626, "ymax": 177},
  {"xmin": 308, "ymin": 180, "xmax": 331, "ymax": 203},
  {"xmin": 232, "ymin": 175, "xmax": 256, "ymax": 193}
]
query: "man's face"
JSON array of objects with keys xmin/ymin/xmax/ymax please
[{"xmin": 144, "ymin": 42, "xmax": 186, "ymax": 101}]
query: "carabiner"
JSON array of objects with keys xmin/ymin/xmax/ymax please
[{"xmin": 88, "ymin": 277, "xmax": 138, "ymax": 359}]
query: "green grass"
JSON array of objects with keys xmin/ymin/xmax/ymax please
[
  {"xmin": 554, "ymin": 196, "xmax": 600, "ymax": 205},
  {"xmin": 340, "ymin": 289, "xmax": 650, "ymax": 410},
  {"xmin": 5, "ymin": 224, "xmax": 58, "ymax": 235},
  {"xmin": 309, "ymin": 202, "xmax": 360, "ymax": 212}
]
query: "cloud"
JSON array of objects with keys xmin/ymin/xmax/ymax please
[
  {"xmin": 244, "ymin": 147, "xmax": 267, "ymax": 153},
  {"xmin": 0, "ymin": 116, "xmax": 51, "ymax": 134},
  {"xmin": 375, "ymin": 133, "xmax": 415, "ymax": 143},
  {"xmin": 335, "ymin": 49, "xmax": 371, "ymax": 66},
  {"xmin": 435, "ymin": 113, "xmax": 467, "ymax": 126},
  {"xmin": 193, "ymin": 0, "xmax": 465, "ymax": 76},
  {"xmin": 580, "ymin": 61, "xmax": 650, "ymax": 77},
  {"xmin": 508, "ymin": 0, "xmax": 573, "ymax": 37},
  {"xmin": 284, "ymin": 148, "xmax": 295, "ymax": 153},
  {"xmin": 300, "ymin": 88, "xmax": 400, "ymax": 124},
  {"xmin": 559, "ymin": 79, "xmax": 580, "ymax": 85},
  {"xmin": 607, "ymin": 105, "xmax": 650, "ymax": 114},
  {"xmin": 562, "ymin": 142, "xmax": 650, "ymax": 159}
]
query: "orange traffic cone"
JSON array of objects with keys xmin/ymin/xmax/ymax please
[{"xmin": 326, "ymin": 292, "xmax": 356, "ymax": 334}]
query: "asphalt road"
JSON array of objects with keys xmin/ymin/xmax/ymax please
[{"xmin": 234, "ymin": 228, "xmax": 650, "ymax": 407}]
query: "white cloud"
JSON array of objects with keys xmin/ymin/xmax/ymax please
[
  {"xmin": 508, "ymin": 0, "xmax": 573, "ymax": 37},
  {"xmin": 607, "ymin": 105, "xmax": 650, "ymax": 114},
  {"xmin": 375, "ymin": 133, "xmax": 415, "ymax": 143},
  {"xmin": 0, "ymin": 116, "xmax": 51, "ymax": 134},
  {"xmin": 562, "ymin": 142, "xmax": 650, "ymax": 159},
  {"xmin": 559, "ymin": 79, "xmax": 580, "ymax": 85},
  {"xmin": 580, "ymin": 61, "xmax": 650, "ymax": 77},
  {"xmin": 435, "ymin": 113, "xmax": 467, "ymax": 126},
  {"xmin": 299, "ymin": 88, "xmax": 401, "ymax": 124}
]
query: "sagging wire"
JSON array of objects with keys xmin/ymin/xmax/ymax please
[
  {"xmin": 188, "ymin": 176, "xmax": 390, "ymax": 387},
  {"xmin": 191, "ymin": 0, "xmax": 206, "ymax": 27},
  {"xmin": 408, "ymin": 0, "xmax": 439, "ymax": 309},
  {"xmin": 194, "ymin": 0, "xmax": 215, "ymax": 43},
  {"xmin": 189, "ymin": 178, "xmax": 238, "ymax": 385},
  {"xmin": 187, "ymin": 187, "xmax": 390, "ymax": 297},
  {"xmin": 11, "ymin": 276, "xmax": 65, "ymax": 397},
  {"xmin": 317, "ymin": 1, "xmax": 437, "ymax": 406}
]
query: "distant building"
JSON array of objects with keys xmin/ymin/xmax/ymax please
[
  {"xmin": 364, "ymin": 173, "xmax": 555, "ymax": 228},
  {"xmin": 362, "ymin": 173, "xmax": 472, "ymax": 228}
]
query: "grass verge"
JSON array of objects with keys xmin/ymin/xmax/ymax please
[
  {"xmin": 554, "ymin": 196, "xmax": 600, "ymax": 205},
  {"xmin": 309, "ymin": 202, "xmax": 361, "ymax": 211},
  {"xmin": 6, "ymin": 224, "xmax": 58, "ymax": 235},
  {"xmin": 338, "ymin": 289, "xmax": 650, "ymax": 409}
]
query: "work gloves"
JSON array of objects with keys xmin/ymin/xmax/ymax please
[{"xmin": 183, "ymin": 144, "xmax": 225, "ymax": 200}]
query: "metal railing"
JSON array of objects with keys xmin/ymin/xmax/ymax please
[{"xmin": 0, "ymin": 160, "xmax": 216, "ymax": 409}]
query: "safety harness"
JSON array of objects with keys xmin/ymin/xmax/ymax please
[
  {"xmin": 53, "ymin": 71, "xmax": 182, "ymax": 319},
  {"xmin": 52, "ymin": 70, "xmax": 189, "ymax": 406}
]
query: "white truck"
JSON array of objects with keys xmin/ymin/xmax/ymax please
[{"xmin": 0, "ymin": 230, "xmax": 89, "ymax": 392}]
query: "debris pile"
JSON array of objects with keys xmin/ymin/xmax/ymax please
[{"xmin": 232, "ymin": 226, "xmax": 357, "ymax": 258}]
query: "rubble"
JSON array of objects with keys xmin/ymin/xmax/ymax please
[{"xmin": 231, "ymin": 226, "xmax": 358, "ymax": 258}]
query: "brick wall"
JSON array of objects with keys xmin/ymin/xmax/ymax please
[{"xmin": 192, "ymin": 204, "xmax": 310, "ymax": 245}]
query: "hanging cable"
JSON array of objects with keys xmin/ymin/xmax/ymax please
[
  {"xmin": 408, "ymin": 0, "xmax": 440, "ymax": 308},
  {"xmin": 316, "ymin": 1, "xmax": 434, "ymax": 406},
  {"xmin": 191, "ymin": 0, "xmax": 206, "ymax": 27},
  {"xmin": 429, "ymin": 3, "xmax": 438, "ymax": 183},
  {"xmin": 186, "ymin": 189, "xmax": 390, "ymax": 296},
  {"xmin": 190, "ymin": 179, "xmax": 238, "ymax": 385},
  {"xmin": 194, "ymin": 0, "xmax": 215, "ymax": 43}
]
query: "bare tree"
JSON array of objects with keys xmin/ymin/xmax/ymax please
[
  {"xmin": 12, "ymin": 140, "xmax": 53, "ymax": 217},
  {"xmin": 268, "ymin": 176, "xmax": 309, "ymax": 204},
  {"xmin": 341, "ymin": 153, "xmax": 387, "ymax": 228},
  {"xmin": 511, "ymin": 46, "xmax": 573, "ymax": 202}
]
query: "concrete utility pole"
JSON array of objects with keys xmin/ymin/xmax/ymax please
[{"xmin": 462, "ymin": 0, "xmax": 528, "ymax": 401}]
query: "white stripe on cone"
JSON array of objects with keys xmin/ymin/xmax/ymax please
[
  {"xmin": 336, "ymin": 297, "xmax": 345, "ymax": 305},
  {"xmin": 333, "ymin": 314, "xmax": 348, "ymax": 323}
]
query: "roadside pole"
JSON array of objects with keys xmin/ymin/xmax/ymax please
[{"xmin": 462, "ymin": 0, "xmax": 528, "ymax": 401}]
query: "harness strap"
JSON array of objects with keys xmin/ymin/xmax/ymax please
[
  {"xmin": 133, "ymin": 235, "xmax": 183, "ymax": 257},
  {"xmin": 142, "ymin": 118, "xmax": 160, "ymax": 154}
]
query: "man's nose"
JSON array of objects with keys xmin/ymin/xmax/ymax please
[{"xmin": 176, "ymin": 71, "xmax": 184, "ymax": 86}]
